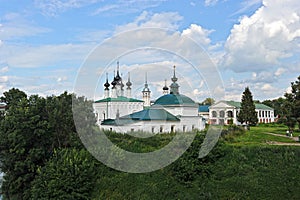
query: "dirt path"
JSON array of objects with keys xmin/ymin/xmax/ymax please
[{"xmin": 265, "ymin": 132, "xmax": 300, "ymax": 146}]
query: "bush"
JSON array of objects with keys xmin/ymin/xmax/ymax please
[{"xmin": 30, "ymin": 148, "xmax": 99, "ymax": 200}]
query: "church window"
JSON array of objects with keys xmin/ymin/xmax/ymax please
[
  {"xmin": 212, "ymin": 111, "xmax": 217, "ymax": 117},
  {"xmin": 151, "ymin": 127, "xmax": 155, "ymax": 133},
  {"xmin": 160, "ymin": 126, "xmax": 163, "ymax": 133},
  {"xmin": 183, "ymin": 125, "xmax": 186, "ymax": 132},
  {"xmin": 227, "ymin": 111, "xmax": 233, "ymax": 118},
  {"xmin": 171, "ymin": 125, "xmax": 175, "ymax": 133}
]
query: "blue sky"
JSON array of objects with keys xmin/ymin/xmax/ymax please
[{"xmin": 0, "ymin": 0, "xmax": 299, "ymax": 102}]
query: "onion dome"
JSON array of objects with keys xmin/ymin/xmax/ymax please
[
  {"xmin": 126, "ymin": 73, "xmax": 132, "ymax": 88},
  {"xmin": 111, "ymin": 71, "xmax": 117, "ymax": 88},
  {"xmin": 115, "ymin": 61, "xmax": 121, "ymax": 81},
  {"xmin": 104, "ymin": 73, "xmax": 110, "ymax": 90},
  {"xmin": 163, "ymin": 79, "xmax": 169, "ymax": 91}
]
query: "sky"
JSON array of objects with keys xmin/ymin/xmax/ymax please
[{"xmin": 0, "ymin": 0, "xmax": 300, "ymax": 102}]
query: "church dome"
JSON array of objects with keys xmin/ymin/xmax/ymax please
[{"xmin": 154, "ymin": 94, "xmax": 196, "ymax": 105}]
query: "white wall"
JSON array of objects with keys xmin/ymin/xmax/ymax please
[{"xmin": 93, "ymin": 101, "xmax": 144, "ymax": 123}]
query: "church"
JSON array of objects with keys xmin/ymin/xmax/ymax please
[{"xmin": 93, "ymin": 63, "xmax": 206, "ymax": 133}]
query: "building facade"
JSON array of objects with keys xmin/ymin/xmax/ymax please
[
  {"xmin": 94, "ymin": 64, "xmax": 205, "ymax": 133},
  {"xmin": 209, "ymin": 101, "xmax": 275, "ymax": 125}
]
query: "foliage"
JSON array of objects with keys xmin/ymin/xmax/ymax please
[
  {"xmin": 0, "ymin": 88, "xmax": 27, "ymax": 109},
  {"xmin": 0, "ymin": 90, "xmax": 91, "ymax": 199},
  {"xmin": 30, "ymin": 148, "xmax": 98, "ymax": 200},
  {"xmin": 201, "ymin": 97, "xmax": 215, "ymax": 105},
  {"xmin": 284, "ymin": 75, "xmax": 300, "ymax": 130},
  {"xmin": 262, "ymin": 97, "xmax": 286, "ymax": 117},
  {"xmin": 91, "ymin": 131, "xmax": 300, "ymax": 199},
  {"xmin": 237, "ymin": 87, "xmax": 258, "ymax": 126}
]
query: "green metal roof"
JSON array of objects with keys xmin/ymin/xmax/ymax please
[
  {"xmin": 95, "ymin": 96, "xmax": 143, "ymax": 103},
  {"xmin": 154, "ymin": 94, "xmax": 196, "ymax": 105},
  {"xmin": 254, "ymin": 103, "xmax": 273, "ymax": 110},
  {"xmin": 225, "ymin": 101, "xmax": 241, "ymax": 108},
  {"xmin": 101, "ymin": 107, "xmax": 180, "ymax": 126},
  {"xmin": 223, "ymin": 101, "xmax": 273, "ymax": 110},
  {"xmin": 123, "ymin": 107, "xmax": 180, "ymax": 121}
]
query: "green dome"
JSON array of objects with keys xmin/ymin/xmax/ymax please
[{"xmin": 154, "ymin": 94, "xmax": 196, "ymax": 105}]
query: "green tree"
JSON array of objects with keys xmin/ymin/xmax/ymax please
[
  {"xmin": 30, "ymin": 148, "xmax": 98, "ymax": 200},
  {"xmin": 0, "ymin": 88, "xmax": 27, "ymax": 109},
  {"xmin": 262, "ymin": 97, "xmax": 286, "ymax": 117},
  {"xmin": 284, "ymin": 75, "xmax": 300, "ymax": 130},
  {"xmin": 0, "ymin": 95, "xmax": 50, "ymax": 199},
  {"xmin": 201, "ymin": 98, "xmax": 215, "ymax": 105},
  {"xmin": 237, "ymin": 87, "xmax": 258, "ymax": 126},
  {"xmin": 0, "ymin": 89, "xmax": 93, "ymax": 199}
]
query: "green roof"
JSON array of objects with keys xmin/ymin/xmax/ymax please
[
  {"xmin": 254, "ymin": 103, "xmax": 273, "ymax": 110},
  {"xmin": 123, "ymin": 107, "xmax": 180, "ymax": 121},
  {"xmin": 101, "ymin": 107, "xmax": 180, "ymax": 126},
  {"xmin": 95, "ymin": 96, "xmax": 143, "ymax": 103},
  {"xmin": 225, "ymin": 101, "xmax": 241, "ymax": 108},
  {"xmin": 154, "ymin": 94, "xmax": 196, "ymax": 105},
  {"xmin": 223, "ymin": 101, "xmax": 273, "ymax": 110}
]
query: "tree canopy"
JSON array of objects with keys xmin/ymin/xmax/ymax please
[
  {"xmin": 237, "ymin": 87, "xmax": 258, "ymax": 125},
  {"xmin": 0, "ymin": 89, "xmax": 94, "ymax": 199},
  {"xmin": 283, "ymin": 76, "xmax": 300, "ymax": 130}
]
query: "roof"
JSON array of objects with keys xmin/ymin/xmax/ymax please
[
  {"xmin": 218, "ymin": 101, "xmax": 273, "ymax": 110},
  {"xmin": 94, "ymin": 96, "xmax": 143, "ymax": 103},
  {"xmin": 254, "ymin": 103, "xmax": 273, "ymax": 110},
  {"xmin": 101, "ymin": 107, "xmax": 180, "ymax": 126},
  {"xmin": 198, "ymin": 105, "xmax": 210, "ymax": 112},
  {"xmin": 154, "ymin": 94, "xmax": 196, "ymax": 106}
]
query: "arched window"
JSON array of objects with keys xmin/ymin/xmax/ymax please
[
  {"xmin": 227, "ymin": 111, "xmax": 233, "ymax": 118},
  {"xmin": 220, "ymin": 110, "xmax": 225, "ymax": 118},
  {"xmin": 212, "ymin": 111, "xmax": 217, "ymax": 117}
]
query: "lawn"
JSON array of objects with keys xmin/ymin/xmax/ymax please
[{"xmin": 227, "ymin": 125, "xmax": 298, "ymax": 146}]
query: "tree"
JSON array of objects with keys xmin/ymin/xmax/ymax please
[
  {"xmin": 0, "ymin": 88, "xmax": 27, "ymax": 108},
  {"xmin": 237, "ymin": 87, "xmax": 258, "ymax": 126},
  {"xmin": 262, "ymin": 97, "xmax": 286, "ymax": 117},
  {"xmin": 30, "ymin": 148, "xmax": 98, "ymax": 200},
  {"xmin": 0, "ymin": 89, "xmax": 93, "ymax": 199},
  {"xmin": 284, "ymin": 75, "xmax": 300, "ymax": 130},
  {"xmin": 201, "ymin": 98, "xmax": 215, "ymax": 105}
]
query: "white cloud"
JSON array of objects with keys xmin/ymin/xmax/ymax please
[
  {"xmin": 34, "ymin": 0, "xmax": 103, "ymax": 16},
  {"xmin": 4, "ymin": 43, "xmax": 94, "ymax": 68},
  {"xmin": 182, "ymin": 24, "xmax": 213, "ymax": 47},
  {"xmin": 0, "ymin": 66, "xmax": 9, "ymax": 73},
  {"xmin": 93, "ymin": 0, "xmax": 167, "ymax": 16},
  {"xmin": 274, "ymin": 67, "xmax": 286, "ymax": 76},
  {"xmin": 231, "ymin": 0, "xmax": 262, "ymax": 16},
  {"xmin": 223, "ymin": 0, "xmax": 300, "ymax": 72},
  {"xmin": 204, "ymin": 0, "xmax": 219, "ymax": 6},
  {"xmin": 115, "ymin": 11, "xmax": 183, "ymax": 32},
  {"xmin": 57, "ymin": 76, "xmax": 68, "ymax": 82},
  {"xmin": 0, "ymin": 13, "xmax": 50, "ymax": 41}
]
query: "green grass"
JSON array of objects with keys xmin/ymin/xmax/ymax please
[{"xmin": 224, "ymin": 125, "xmax": 298, "ymax": 146}]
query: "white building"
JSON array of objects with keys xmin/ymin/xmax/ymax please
[
  {"xmin": 93, "ymin": 64, "xmax": 205, "ymax": 133},
  {"xmin": 209, "ymin": 100, "xmax": 275, "ymax": 125}
]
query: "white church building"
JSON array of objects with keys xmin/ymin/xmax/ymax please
[{"xmin": 93, "ymin": 64, "xmax": 205, "ymax": 133}]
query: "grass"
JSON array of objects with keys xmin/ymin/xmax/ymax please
[{"xmin": 226, "ymin": 125, "xmax": 298, "ymax": 146}]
